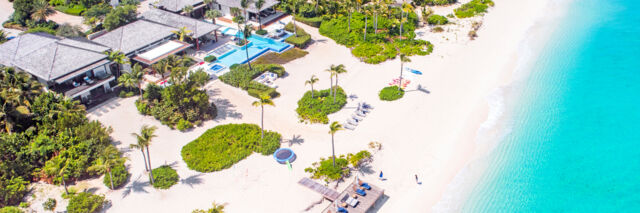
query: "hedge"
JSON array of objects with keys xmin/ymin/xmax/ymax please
[
  {"xmin": 294, "ymin": 15, "xmax": 323, "ymax": 28},
  {"xmin": 219, "ymin": 64, "xmax": 284, "ymax": 98},
  {"xmin": 151, "ymin": 165, "xmax": 179, "ymax": 189},
  {"xmin": 253, "ymin": 48, "xmax": 309, "ymax": 65},
  {"xmin": 255, "ymin": 29, "xmax": 267, "ymax": 35},
  {"xmin": 102, "ymin": 163, "xmax": 129, "ymax": 189},
  {"xmin": 284, "ymin": 23, "xmax": 311, "ymax": 48},
  {"xmin": 181, "ymin": 124, "xmax": 281, "ymax": 172},
  {"xmin": 204, "ymin": 55, "xmax": 216, "ymax": 62},
  {"xmin": 66, "ymin": 193, "xmax": 105, "ymax": 213},
  {"xmin": 296, "ymin": 87, "xmax": 347, "ymax": 124},
  {"xmin": 379, "ymin": 86, "xmax": 405, "ymax": 101},
  {"xmin": 54, "ymin": 5, "xmax": 86, "ymax": 16}
]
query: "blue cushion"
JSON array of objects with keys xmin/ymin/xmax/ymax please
[
  {"xmin": 338, "ymin": 207, "xmax": 348, "ymax": 213},
  {"xmin": 356, "ymin": 189, "xmax": 366, "ymax": 196},
  {"xmin": 360, "ymin": 183, "xmax": 371, "ymax": 190}
]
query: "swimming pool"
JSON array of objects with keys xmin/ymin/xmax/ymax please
[{"xmin": 207, "ymin": 27, "xmax": 293, "ymax": 68}]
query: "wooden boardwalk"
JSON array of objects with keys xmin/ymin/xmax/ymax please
[{"xmin": 298, "ymin": 177, "xmax": 340, "ymax": 201}]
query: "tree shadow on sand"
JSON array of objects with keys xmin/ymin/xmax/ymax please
[
  {"xmin": 121, "ymin": 175, "xmax": 151, "ymax": 198},
  {"xmin": 180, "ymin": 174, "xmax": 205, "ymax": 188},
  {"xmin": 284, "ymin": 134, "xmax": 304, "ymax": 147},
  {"xmin": 212, "ymin": 98, "xmax": 243, "ymax": 120},
  {"xmin": 406, "ymin": 84, "xmax": 430, "ymax": 94}
]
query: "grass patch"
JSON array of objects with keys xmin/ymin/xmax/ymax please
[
  {"xmin": 219, "ymin": 64, "xmax": 285, "ymax": 98},
  {"xmin": 379, "ymin": 86, "xmax": 405, "ymax": 101},
  {"xmin": 181, "ymin": 124, "xmax": 281, "ymax": 172},
  {"xmin": 253, "ymin": 48, "xmax": 309, "ymax": 65},
  {"xmin": 454, "ymin": 0, "xmax": 495, "ymax": 18},
  {"xmin": 296, "ymin": 87, "xmax": 347, "ymax": 124},
  {"xmin": 151, "ymin": 165, "xmax": 179, "ymax": 189}
]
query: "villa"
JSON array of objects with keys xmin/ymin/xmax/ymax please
[
  {"xmin": 0, "ymin": 33, "xmax": 117, "ymax": 105},
  {"xmin": 152, "ymin": 0, "xmax": 208, "ymax": 17}
]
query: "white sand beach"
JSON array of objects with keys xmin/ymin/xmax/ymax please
[{"xmin": 23, "ymin": 0, "xmax": 554, "ymax": 212}]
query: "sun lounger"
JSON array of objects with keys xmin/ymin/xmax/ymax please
[
  {"xmin": 343, "ymin": 123, "xmax": 356, "ymax": 130},
  {"xmin": 347, "ymin": 118, "xmax": 358, "ymax": 126},
  {"xmin": 351, "ymin": 115, "xmax": 363, "ymax": 121},
  {"xmin": 355, "ymin": 188, "xmax": 366, "ymax": 196},
  {"xmin": 337, "ymin": 207, "xmax": 348, "ymax": 213},
  {"xmin": 346, "ymin": 196, "xmax": 359, "ymax": 207},
  {"xmin": 360, "ymin": 183, "xmax": 371, "ymax": 190},
  {"xmin": 362, "ymin": 103, "xmax": 374, "ymax": 109},
  {"xmin": 355, "ymin": 111, "xmax": 366, "ymax": 117}
]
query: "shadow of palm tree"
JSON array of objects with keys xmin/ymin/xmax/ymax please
[
  {"xmin": 213, "ymin": 98, "xmax": 243, "ymax": 120},
  {"xmin": 348, "ymin": 94, "xmax": 358, "ymax": 101},
  {"xmin": 285, "ymin": 134, "xmax": 304, "ymax": 147},
  {"xmin": 121, "ymin": 175, "xmax": 151, "ymax": 198},
  {"xmin": 356, "ymin": 164, "xmax": 376, "ymax": 175},
  {"xmin": 180, "ymin": 174, "xmax": 205, "ymax": 188},
  {"xmin": 406, "ymin": 84, "xmax": 430, "ymax": 94}
]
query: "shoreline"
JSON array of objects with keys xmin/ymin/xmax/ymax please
[{"xmin": 432, "ymin": 0, "xmax": 575, "ymax": 211}]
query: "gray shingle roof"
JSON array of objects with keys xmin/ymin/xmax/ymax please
[
  {"xmin": 142, "ymin": 8, "xmax": 220, "ymax": 38},
  {"xmin": 153, "ymin": 0, "xmax": 204, "ymax": 12},
  {"xmin": 0, "ymin": 33, "xmax": 110, "ymax": 81},
  {"xmin": 91, "ymin": 19, "xmax": 176, "ymax": 55},
  {"xmin": 216, "ymin": 0, "xmax": 279, "ymax": 13}
]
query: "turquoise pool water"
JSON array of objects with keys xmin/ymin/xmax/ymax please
[
  {"xmin": 212, "ymin": 27, "xmax": 292, "ymax": 68},
  {"xmin": 463, "ymin": 0, "xmax": 640, "ymax": 211}
]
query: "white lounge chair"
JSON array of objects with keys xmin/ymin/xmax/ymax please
[
  {"xmin": 352, "ymin": 114, "xmax": 363, "ymax": 121},
  {"xmin": 343, "ymin": 123, "xmax": 356, "ymax": 130},
  {"xmin": 347, "ymin": 118, "xmax": 358, "ymax": 126}
]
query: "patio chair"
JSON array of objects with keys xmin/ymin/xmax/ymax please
[
  {"xmin": 362, "ymin": 103, "xmax": 375, "ymax": 109},
  {"xmin": 351, "ymin": 115, "xmax": 363, "ymax": 122},
  {"xmin": 347, "ymin": 118, "xmax": 358, "ymax": 126},
  {"xmin": 355, "ymin": 111, "xmax": 366, "ymax": 117},
  {"xmin": 343, "ymin": 123, "xmax": 356, "ymax": 130},
  {"xmin": 83, "ymin": 76, "xmax": 94, "ymax": 84}
]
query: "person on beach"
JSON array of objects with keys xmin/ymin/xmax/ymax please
[{"xmin": 415, "ymin": 174, "xmax": 419, "ymax": 184}]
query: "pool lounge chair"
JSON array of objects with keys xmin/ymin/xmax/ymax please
[
  {"xmin": 337, "ymin": 207, "xmax": 348, "ymax": 213},
  {"xmin": 362, "ymin": 103, "xmax": 374, "ymax": 109},
  {"xmin": 360, "ymin": 183, "xmax": 371, "ymax": 190},
  {"xmin": 355, "ymin": 188, "xmax": 366, "ymax": 196},
  {"xmin": 355, "ymin": 111, "xmax": 366, "ymax": 117},
  {"xmin": 351, "ymin": 115, "xmax": 363, "ymax": 122},
  {"xmin": 343, "ymin": 123, "xmax": 356, "ymax": 130},
  {"xmin": 347, "ymin": 118, "xmax": 358, "ymax": 126}
]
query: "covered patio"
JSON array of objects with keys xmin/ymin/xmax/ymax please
[{"xmin": 132, "ymin": 40, "xmax": 192, "ymax": 65}]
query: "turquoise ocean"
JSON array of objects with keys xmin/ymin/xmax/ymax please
[{"xmin": 462, "ymin": 0, "xmax": 640, "ymax": 211}]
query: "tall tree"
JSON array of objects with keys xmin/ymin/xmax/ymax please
[
  {"xmin": 105, "ymin": 50, "xmax": 129, "ymax": 77},
  {"xmin": 254, "ymin": 0, "xmax": 266, "ymax": 30},
  {"xmin": 328, "ymin": 64, "xmax": 346, "ymax": 103},
  {"xmin": 203, "ymin": 0, "xmax": 217, "ymax": 10},
  {"xmin": 172, "ymin": 26, "xmax": 193, "ymax": 42},
  {"xmin": 117, "ymin": 64, "xmax": 145, "ymax": 100},
  {"xmin": 31, "ymin": 0, "xmax": 55, "ymax": 22},
  {"xmin": 289, "ymin": 0, "xmax": 300, "ymax": 36},
  {"xmin": 132, "ymin": 125, "xmax": 158, "ymax": 184},
  {"xmin": 325, "ymin": 66, "xmax": 335, "ymax": 100},
  {"xmin": 205, "ymin": 9, "xmax": 221, "ymax": 24},
  {"xmin": 398, "ymin": 53, "xmax": 411, "ymax": 90},
  {"xmin": 0, "ymin": 67, "xmax": 42, "ymax": 133},
  {"xmin": 129, "ymin": 138, "xmax": 149, "ymax": 172},
  {"xmin": 242, "ymin": 24, "xmax": 254, "ymax": 70},
  {"xmin": 304, "ymin": 75, "xmax": 319, "ymax": 98},
  {"xmin": 252, "ymin": 94, "xmax": 274, "ymax": 139},
  {"xmin": 90, "ymin": 146, "xmax": 125, "ymax": 190},
  {"xmin": 328, "ymin": 121, "xmax": 344, "ymax": 167}
]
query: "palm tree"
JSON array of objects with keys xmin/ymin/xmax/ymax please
[
  {"xmin": 90, "ymin": 146, "xmax": 126, "ymax": 190},
  {"xmin": 0, "ymin": 67, "xmax": 42, "ymax": 133},
  {"xmin": 325, "ymin": 66, "xmax": 335, "ymax": 100},
  {"xmin": 363, "ymin": 6, "xmax": 370, "ymax": 41},
  {"xmin": 31, "ymin": 0, "xmax": 55, "ymax": 22},
  {"xmin": 328, "ymin": 64, "xmax": 346, "ymax": 102},
  {"xmin": 304, "ymin": 75, "xmax": 319, "ymax": 98},
  {"xmin": 44, "ymin": 160, "xmax": 69, "ymax": 194},
  {"xmin": 252, "ymin": 94, "xmax": 274, "ymax": 139},
  {"xmin": 132, "ymin": 125, "xmax": 158, "ymax": 184},
  {"xmin": 398, "ymin": 53, "xmax": 411, "ymax": 90},
  {"xmin": 117, "ymin": 64, "xmax": 145, "ymax": 100},
  {"xmin": 289, "ymin": 0, "xmax": 300, "ymax": 36},
  {"xmin": 399, "ymin": 1, "xmax": 414, "ymax": 39},
  {"xmin": 231, "ymin": 7, "xmax": 245, "ymax": 41},
  {"xmin": 240, "ymin": 0, "xmax": 251, "ymax": 21},
  {"xmin": 254, "ymin": 0, "xmax": 266, "ymax": 30},
  {"xmin": 203, "ymin": 0, "xmax": 217, "ymax": 10},
  {"xmin": 242, "ymin": 24, "xmax": 254, "ymax": 70},
  {"xmin": 129, "ymin": 140, "xmax": 149, "ymax": 172},
  {"xmin": 328, "ymin": 121, "xmax": 344, "ymax": 167},
  {"xmin": 205, "ymin": 10, "xmax": 222, "ymax": 24},
  {"xmin": 172, "ymin": 26, "xmax": 193, "ymax": 42},
  {"xmin": 182, "ymin": 5, "xmax": 194, "ymax": 17},
  {"xmin": 105, "ymin": 50, "xmax": 129, "ymax": 77},
  {"xmin": 345, "ymin": 0, "xmax": 354, "ymax": 32},
  {"xmin": 152, "ymin": 59, "xmax": 169, "ymax": 79}
]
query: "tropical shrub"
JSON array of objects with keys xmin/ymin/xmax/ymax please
[
  {"xmin": 176, "ymin": 119, "xmax": 193, "ymax": 131},
  {"xmin": 416, "ymin": 0, "xmax": 457, "ymax": 6},
  {"xmin": 0, "ymin": 177, "xmax": 29, "ymax": 208},
  {"xmin": 54, "ymin": 4, "xmax": 86, "ymax": 16},
  {"xmin": 304, "ymin": 156, "xmax": 350, "ymax": 183},
  {"xmin": 427, "ymin": 15, "xmax": 449, "ymax": 25},
  {"xmin": 42, "ymin": 198, "xmax": 56, "ymax": 211},
  {"xmin": 284, "ymin": 23, "xmax": 311, "ymax": 48},
  {"xmin": 296, "ymin": 87, "xmax": 347, "ymax": 124},
  {"xmin": 347, "ymin": 150, "xmax": 372, "ymax": 168},
  {"xmin": 219, "ymin": 64, "xmax": 284, "ymax": 98},
  {"xmin": 204, "ymin": 55, "xmax": 216, "ymax": 62},
  {"xmin": 103, "ymin": 4, "xmax": 137, "ymax": 31},
  {"xmin": 454, "ymin": 0, "xmax": 494, "ymax": 18},
  {"xmin": 253, "ymin": 48, "xmax": 309, "ymax": 65},
  {"xmin": 66, "ymin": 192, "xmax": 105, "ymax": 213},
  {"xmin": 102, "ymin": 162, "xmax": 129, "ymax": 189},
  {"xmin": 294, "ymin": 15, "xmax": 323, "ymax": 27},
  {"xmin": 181, "ymin": 124, "xmax": 281, "ymax": 172},
  {"xmin": 17, "ymin": 203, "xmax": 27, "ymax": 208},
  {"xmin": 151, "ymin": 165, "xmax": 179, "ymax": 189},
  {"xmin": 255, "ymin": 29, "xmax": 267, "ymax": 35},
  {"xmin": 379, "ymin": 86, "xmax": 405, "ymax": 101},
  {"xmin": 0, "ymin": 206, "xmax": 23, "ymax": 213},
  {"xmin": 192, "ymin": 202, "xmax": 226, "ymax": 213}
]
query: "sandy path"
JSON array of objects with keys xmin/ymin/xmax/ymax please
[{"xmin": 23, "ymin": 0, "xmax": 554, "ymax": 212}]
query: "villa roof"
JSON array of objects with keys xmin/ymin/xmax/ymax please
[
  {"xmin": 153, "ymin": 0, "xmax": 204, "ymax": 13},
  {"xmin": 141, "ymin": 8, "xmax": 220, "ymax": 38},
  {"xmin": 0, "ymin": 33, "xmax": 110, "ymax": 81},
  {"xmin": 91, "ymin": 19, "xmax": 176, "ymax": 55},
  {"xmin": 216, "ymin": 0, "xmax": 280, "ymax": 13}
]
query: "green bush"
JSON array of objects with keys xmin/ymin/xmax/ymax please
[
  {"xmin": 55, "ymin": 5, "xmax": 86, "ymax": 16},
  {"xmin": 296, "ymin": 87, "xmax": 347, "ymax": 124},
  {"xmin": 284, "ymin": 23, "xmax": 311, "ymax": 48},
  {"xmin": 135, "ymin": 100, "xmax": 149, "ymax": 115},
  {"xmin": 254, "ymin": 48, "xmax": 309, "ymax": 65},
  {"xmin": 151, "ymin": 165, "xmax": 179, "ymax": 189},
  {"xmin": 421, "ymin": 0, "xmax": 457, "ymax": 6},
  {"xmin": 42, "ymin": 198, "xmax": 56, "ymax": 212},
  {"xmin": 379, "ymin": 86, "xmax": 405, "ymax": 101},
  {"xmin": 304, "ymin": 156, "xmax": 350, "ymax": 182},
  {"xmin": 17, "ymin": 203, "xmax": 27, "ymax": 208},
  {"xmin": 294, "ymin": 15, "xmax": 323, "ymax": 28},
  {"xmin": 255, "ymin": 29, "xmax": 267, "ymax": 35},
  {"xmin": 203, "ymin": 55, "xmax": 216, "ymax": 62},
  {"xmin": 181, "ymin": 124, "xmax": 281, "ymax": 172},
  {"xmin": 176, "ymin": 119, "xmax": 193, "ymax": 131},
  {"xmin": 219, "ymin": 64, "xmax": 285, "ymax": 98},
  {"xmin": 23, "ymin": 26, "xmax": 56, "ymax": 35},
  {"xmin": 0, "ymin": 176, "xmax": 29, "ymax": 208},
  {"xmin": 102, "ymin": 163, "xmax": 129, "ymax": 189},
  {"xmin": 454, "ymin": 0, "xmax": 494, "ymax": 18},
  {"xmin": 66, "ymin": 192, "xmax": 105, "ymax": 213},
  {"xmin": 0, "ymin": 206, "xmax": 23, "ymax": 213},
  {"xmin": 427, "ymin": 15, "xmax": 449, "ymax": 25}
]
